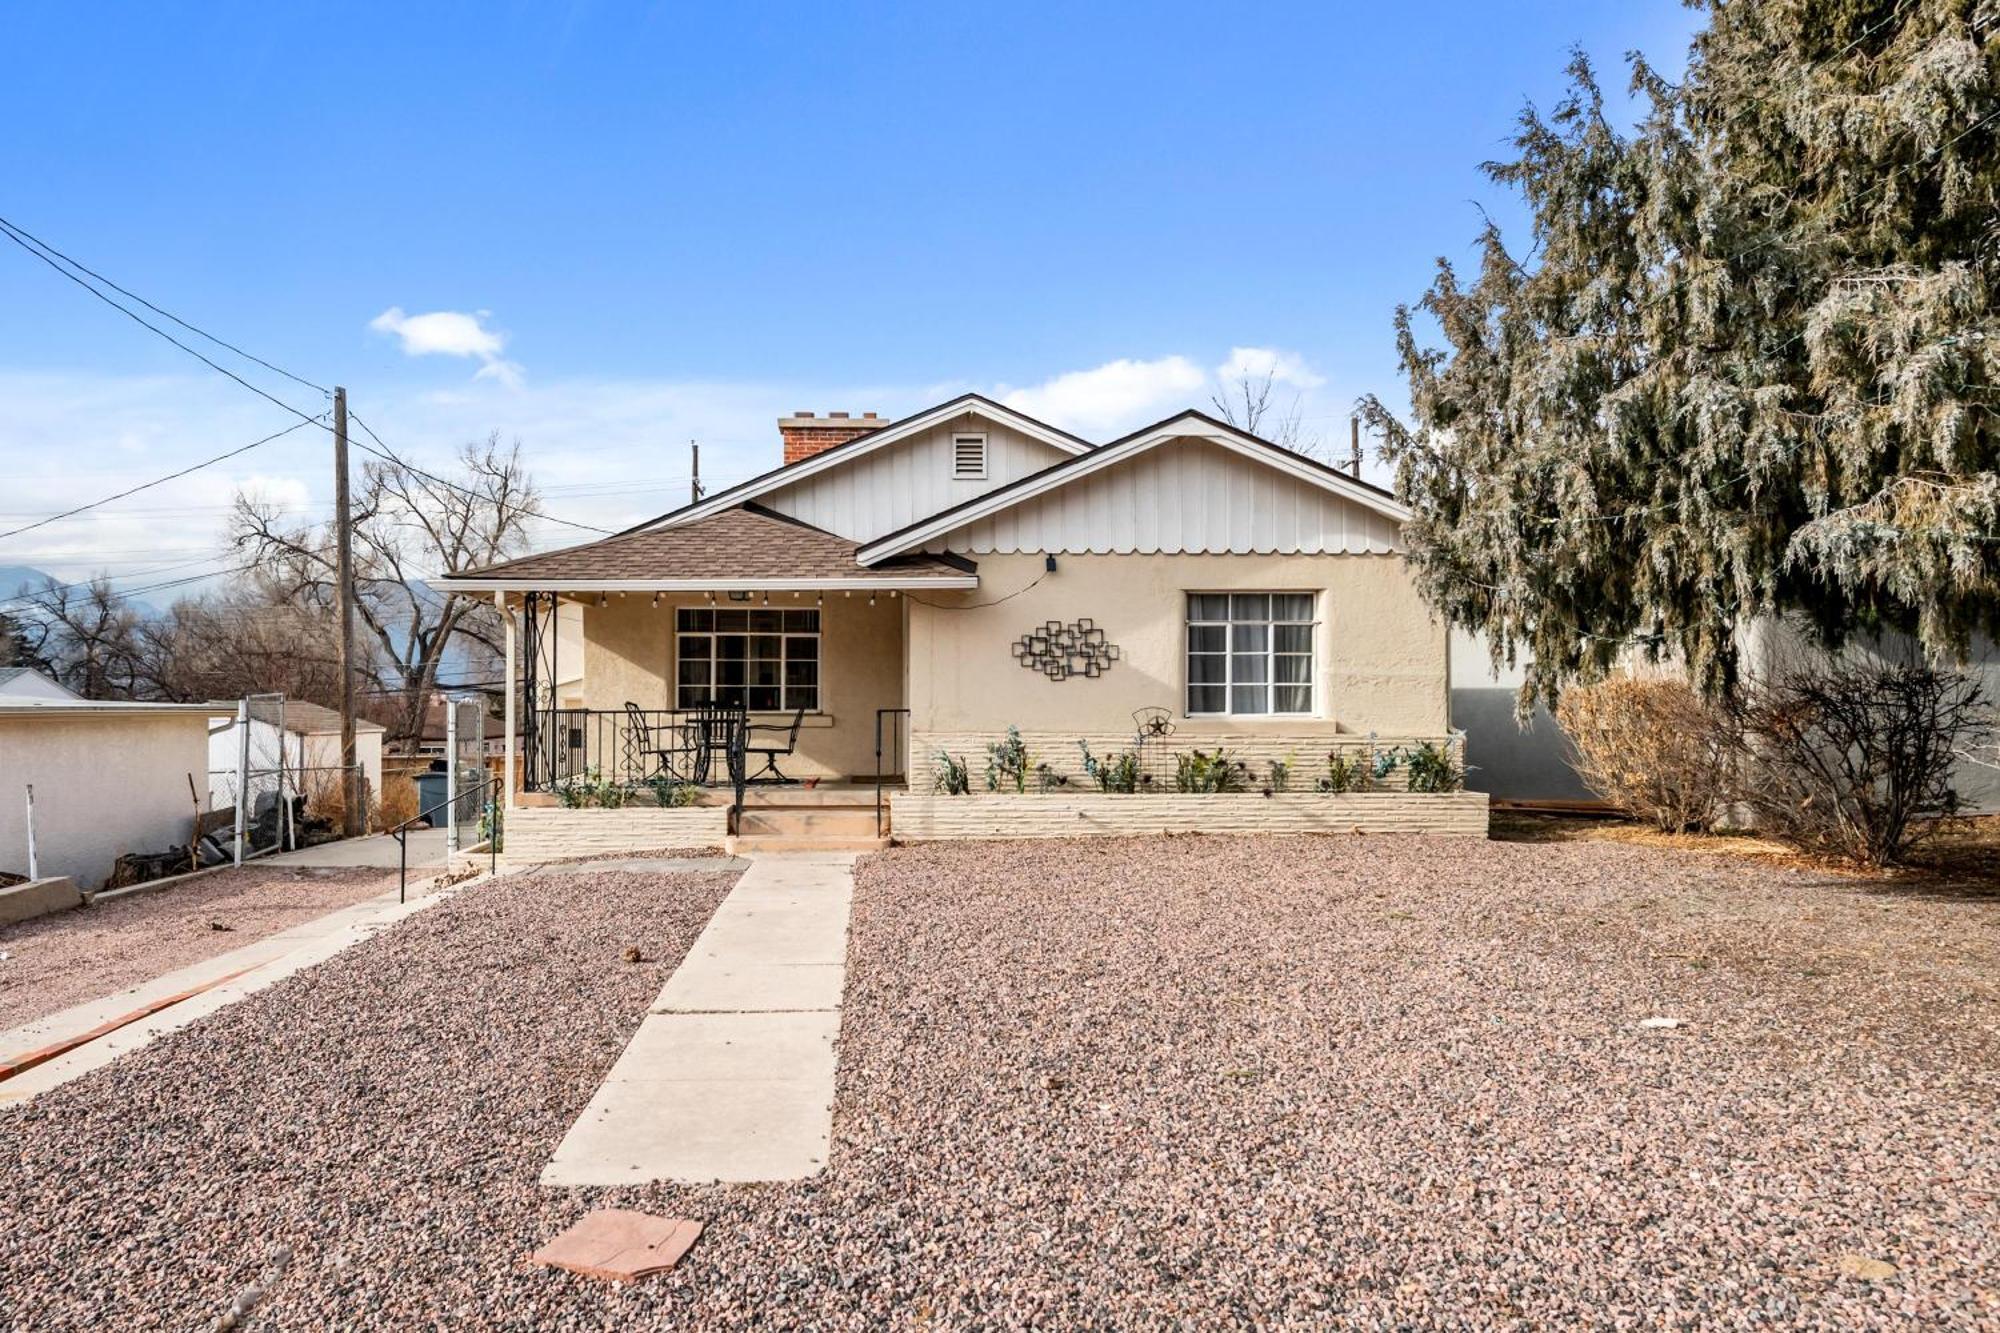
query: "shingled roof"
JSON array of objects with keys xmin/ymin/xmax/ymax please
[{"xmin": 439, "ymin": 504, "xmax": 976, "ymax": 588}]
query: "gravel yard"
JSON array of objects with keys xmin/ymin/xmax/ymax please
[
  {"xmin": 0, "ymin": 864, "xmax": 403, "ymax": 1032},
  {"xmin": 0, "ymin": 862, "xmax": 738, "ymax": 1327},
  {"xmin": 3, "ymin": 836, "xmax": 1996, "ymax": 1328}
]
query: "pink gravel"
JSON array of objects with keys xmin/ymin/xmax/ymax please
[
  {"xmin": 0, "ymin": 863, "xmax": 737, "ymax": 1327},
  {"xmin": 0, "ymin": 865, "xmax": 403, "ymax": 1032},
  {"xmin": 3, "ymin": 836, "xmax": 1995, "ymax": 1328}
]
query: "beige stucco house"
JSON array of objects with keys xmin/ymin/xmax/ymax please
[{"xmin": 437, "ymin": 395, "xmax": 1459, "ymax": 833}]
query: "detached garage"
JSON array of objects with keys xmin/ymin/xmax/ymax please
[{"xmin": 0, "ymin": 698, "xmax": 222, "ymax": 890}]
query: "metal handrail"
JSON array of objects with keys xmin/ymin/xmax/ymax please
[
  {"xmin": 391, "ymin": 769, "xmax": 500, "ymax": 903},
  {"xmin": 875, "ymin": 708, "xmax": 911, "ymax": 838}
]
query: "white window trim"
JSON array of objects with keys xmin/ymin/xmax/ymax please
[
  {"xmin": 673, "ymin": 608, "xmax": 825, "ymax": 714},
  {"xmin": 951, "ymin": 431, "xmax": 988, "ymax": 481},
  {"xmin": 1184, "ymin": 591, "xmax": 1319, "ymax": 719}
]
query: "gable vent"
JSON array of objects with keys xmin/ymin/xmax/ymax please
[{"xmin": 952, "ymin": 432, "xmax": 988, "ymax": 480}]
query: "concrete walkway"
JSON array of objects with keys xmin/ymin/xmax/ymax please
[
  {"xmin": 0, "ymin": 871, "xmax": 470, "ymax": 1107},
  {"xmin": 260, "ymin": 828, "xmax": 451, "ymax": 870},
  {"xmin": 542, "ymin": 852, "xmax": 856, "ymax": 1186}
]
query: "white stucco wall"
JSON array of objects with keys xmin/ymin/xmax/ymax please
[{"xmin": 0, "ymin": 710, "xmax": 215, "ymax": 889}]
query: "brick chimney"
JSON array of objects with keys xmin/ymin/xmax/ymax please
[{"xmin": 778, "ymin": 411, "xmax": 886, "ymax": 466}]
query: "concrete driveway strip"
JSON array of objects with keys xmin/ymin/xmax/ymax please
[{"xmin": 542, "ymin": 852, "xmax": 857, "ymax": 1186}]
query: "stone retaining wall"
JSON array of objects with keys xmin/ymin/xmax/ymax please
[
  {"xmin": 889, "ymin": 791, "xmax": 1490, "ymax": 840},
  {"xmin": 504, "ymin": 806, "xmax": 730, "ymax": 862}
]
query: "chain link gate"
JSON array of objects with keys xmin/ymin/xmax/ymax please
[
  {"xmin": 446, "ymin": 694, "xmax": 488, "ymax": 851},
  {"xmin": 235, "ymin": 692, "xmax": 290, "ymax": 862}
]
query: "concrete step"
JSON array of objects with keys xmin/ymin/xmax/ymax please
[
  {"xmin": 739, "ymin": 786, "xmax": 898, "ymax": 809},
  {"xmin": 726, "ymin": 835, "xmax": 889, "ymax": 854},
  {"xmin": 735, "ymin": 808, "xmax": 882, "ymax": 839}
]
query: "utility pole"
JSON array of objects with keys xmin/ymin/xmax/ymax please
[
  {"xmin": 333, "ymin": 386, "xmax": 361, "ymax": 837},
  {"xmin": 691, "ymin": 440, "xmax": 704, "ymax": 504},
  {"xmin": 1348, "ymin": 416, "xmax": 1363, "ymax": 479}
]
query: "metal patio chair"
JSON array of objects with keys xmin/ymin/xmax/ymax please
[
  {"xmin": 745, "ymin": 707, "xmax": 806, "ymax": 783},
  {"xmin": 625, "ymin": 702, "xmax": 698, "ymax": 783}
]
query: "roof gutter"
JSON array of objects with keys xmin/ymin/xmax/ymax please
[{"xmin": 429, "ymin": 575, "xmax": 980, "ymax": 594}]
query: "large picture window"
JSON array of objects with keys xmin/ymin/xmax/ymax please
[
  {"xmin": 1186, "ymin": 593, "xmax": 1315, "ymax": 716},
  {"xmin": 676, "ymin": 607, "xmax": 820, "ymax": 711}
]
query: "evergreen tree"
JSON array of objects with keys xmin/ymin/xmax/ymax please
[{"xmin": 1364, "ymin": 1, "xmax": 1999, "ymax": 707}]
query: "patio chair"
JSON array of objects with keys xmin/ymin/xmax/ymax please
[
  {"xmin": 624, "ymin": 702, "xmax": 698, "ymax": 783},
  {"xmin": 745, "ymin": 707, "xmax": 806, "ymax": 783},
  {"xmin": 689, "ymin": 701, "xmax": 748, "ymax": 787}
]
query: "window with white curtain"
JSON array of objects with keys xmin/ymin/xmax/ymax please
[{"xmin": 1185, "ymin": 593, "xmax": 1316, "ymax": 716}]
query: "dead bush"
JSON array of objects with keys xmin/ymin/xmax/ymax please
[
  {"xmin": 374, "ymin": 772, "xmax": 419, "ymax": 831},
  {"xmin": 1720, "ymin": 660, "xmax": 1989, "ymax": 867},
  {"xmin": 1556, "ymin": 678, "xmax": 1731, "ymax": 832}
]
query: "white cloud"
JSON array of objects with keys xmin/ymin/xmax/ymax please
[
  {"xmin": 369, "ymin": 306, "xmax": 524, "ymax": 388},
  {"xmin": 998, "ymin": 356, "xmax": 1206, "ymax": 436},
  {"xmin": 1216, "ymin": 346, "xmax": 1325, "ymax": 390}
]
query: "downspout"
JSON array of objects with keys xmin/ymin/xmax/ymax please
[{"xmin": 500, "ymin": 591, "xmax": 517, "ymax": 812}]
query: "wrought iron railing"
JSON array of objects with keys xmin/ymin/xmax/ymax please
[
  {"xmin": 875, "ymin": 707, "xmax": 910, "ymax": 837},
  {"xmin": 528, "ymin": 706, "xmax": 750, "ymax": 820}
]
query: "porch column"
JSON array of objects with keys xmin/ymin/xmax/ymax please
[{"xmin": 500, "ymin": 590, "xmax": 517, "ymax": 811}]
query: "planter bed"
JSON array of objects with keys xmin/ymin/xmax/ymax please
[
  {"xmin": 503, "ymin": 805, "xmax": 730, "ymax": 862},
  {"xmin": 890, "ymin": 790, "xmax": 1489, "ymax": 840}
]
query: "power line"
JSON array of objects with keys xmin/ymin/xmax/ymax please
[
  {"xmin": 0, "ymin": 415, "xmax": 324, "ymax": 541},
  {"xmin": 0, "ymin": 215, "xmax": 330, "ymax": 396},
  {"xmin": 0, "ymin": 218, "xmax": 613, "ymax": 538},
  {"xmin": 346, "ymin": 410, "xmax": 611, "ymax": 535}
]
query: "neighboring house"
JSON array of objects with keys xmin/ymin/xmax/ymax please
[
  {"xmin": 436, "ymin": 394, "xmax": 1454, "ymax": 799},
  {"xmin": 0, "ymin": 698, "xmax": 222, "ymax": 889},
  {"xmin": 206, "ymin": 701, "xmax": 386, "ymax": 811},
  {"xmin": 1455, "ymin": 624, "xmax": 2000, "ymax": 814},
  {"xmin": 406, "ymin": 693, "xmax": 507, "ymax": 759},
  {"xmin": 0, "ymin": 666, "xmax": 79, "ymax": 702}
]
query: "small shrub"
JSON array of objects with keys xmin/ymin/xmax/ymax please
[
  {"xmin": 931, "ymin": 751, "xmax": 970, "ymax": 795},
  {"xmin": 985, "ymin": 726, "xmax": 1031, "ymax": 793},
  {"xmin": 1397, "ymin": 741, "xmax": 1464, "ymax": 793},
  {"xmin": 478, "ymin": 801, "xmax": 503, "ymax": 851},
  {"xmin": 1079, "ymin": 740, "xmax": 1141, "ymax": 793},
  {"xmin": 1556, "ymin": 678, "xmax": 1730, "ymax": 833},
  {"xmin": 1721, "ymin": 659, "xmax": 1989, "ymax": 867},
  {"xmin": 1266, "ymin": 753, "xmax": 1295, "ymax": 794},
  {"xmin": 1316, "ymin": 749, "xmax": 1366, "ymax": 793},
  {"xmin": 645, "ymin": 773, "xmax": 703, "ymax": 808},
  {"xmin": 1174, "ymin": 747, "xmax": 1250, "ymax": 793},
  {"xmin": 553, "ymin": 767, "xmax": 628, "ymax": 809},
  {"xmin": 1033, "ymin": 762, "xmax": 1066, "ymax": 793}
]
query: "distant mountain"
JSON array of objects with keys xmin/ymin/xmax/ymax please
[
  {"xmin": 0, "ymin": 565, "xmax": 157, "ymax": 616},
  {"xmin": 0, "ymin": 565, "xmax": 58, "ymax": 600}
]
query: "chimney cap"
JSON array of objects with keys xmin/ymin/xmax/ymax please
[{"xmin": 829, "ymin": 411, "xmax": 850, "ymax": 419}]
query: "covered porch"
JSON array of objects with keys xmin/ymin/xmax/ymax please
[{"xmin": 435, "ymin": 504, "xmax": 979, "ymax": 808}]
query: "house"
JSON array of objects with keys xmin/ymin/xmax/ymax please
[
  {"xmin": 0, "ymin": 697, "xmax": 222, "ymax": 890},
  {"xmin": 436, "ymin": 394, "xmax": 1465, "ymax": 843},
  {"xmin": 405, "ymin": 693, "xmax": 507, "ymax": 760},
  {"xmin": 0, "ymin": 666, "xmax": 79, "ymax": 702},
  {"xmin": 205, "ymin": 701, "xmax": 387, "ymax": 813}
]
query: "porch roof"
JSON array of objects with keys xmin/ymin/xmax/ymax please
[{"xmin": 432, "ymin": 503, "xmax": 979, "ymax": 592}]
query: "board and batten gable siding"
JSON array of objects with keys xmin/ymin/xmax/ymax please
[
  {"xmin": 917, "ymin": 435, "xmax": 1401, "ymax": 556},
  {"xmin": 757, "ymin": 418, "xmax": 1074, "ymax": 544}
]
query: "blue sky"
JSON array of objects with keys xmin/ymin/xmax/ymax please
[{"xmin": 0, "ymin": 0, "xmax": 1702, "ymax": 586}]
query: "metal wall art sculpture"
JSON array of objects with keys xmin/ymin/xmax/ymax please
[{"xmin": 1012, "ymin": 618, "xmax": 1119, "ymax": 681}]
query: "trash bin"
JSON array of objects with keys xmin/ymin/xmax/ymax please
[{"xmin": 413, "ymin": 771, "xmax": 449, "ymax": 827}]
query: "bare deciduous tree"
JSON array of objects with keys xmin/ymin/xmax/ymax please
[
  {"xmin": 14, "ymin": 576, "xmax": 148, "ymax": 698},
  {"xmin": 230, "ymin": 434, "xmax": 540, "ymax": 746},
  {"xmin": 1211, "ymin": 366, "xmax": 1318, "ymax": 457}
]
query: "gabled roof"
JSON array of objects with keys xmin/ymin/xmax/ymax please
[
  {"xmin": 433, "ymin": 504, "xmax": 979, "ymax": 591},
  {"xmin": 855, "ymin": 409, "xmax": 1410, "ymax": 564},
  {"xmin": 621, "ymin": 392, "xmax": 1093, "ymax": 536}
]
